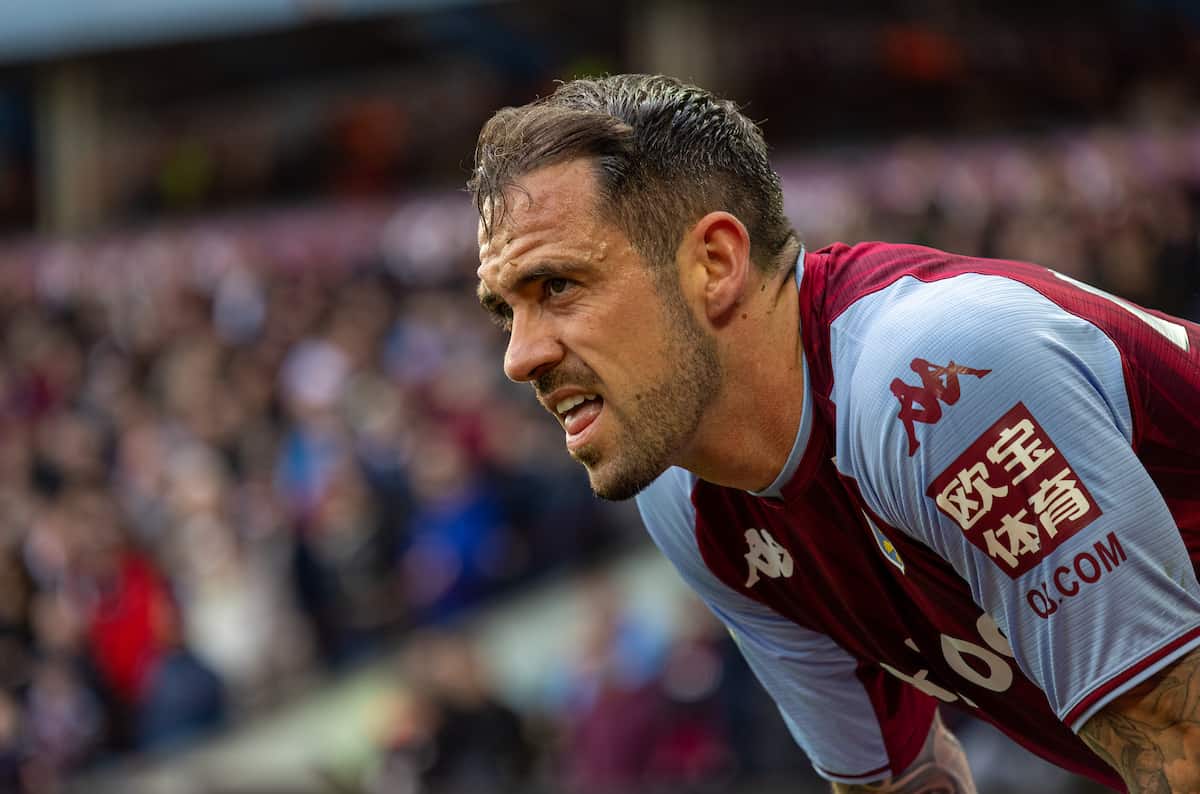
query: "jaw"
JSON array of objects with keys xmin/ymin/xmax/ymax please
[
  {"xmin": 570, "ymin": 402, "xmax": 697, "ymax": 502},
  {"xmin": 582, "ymin": 456, "xmax": 665, "ymax": 502},
  {"xmin": 557, "ymin": 283, "xmax": 723, "ymax": 498}
]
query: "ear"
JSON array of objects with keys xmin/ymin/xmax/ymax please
[{"xmin": 678, "ymin": 211, "xmax": 752, "ymax": 324}]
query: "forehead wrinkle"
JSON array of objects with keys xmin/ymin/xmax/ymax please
[
  {"xmin": 481, "ymin": 182, "xmax": 557, "ymax": 246},
  {"xmin": 477, "ymin": 160, "xmax": 605, "ymax": 291},
  {"xmin": 499, "ymin": 165, "xmax": 596, "ymax": 241},
  {"xmin": 483, "ymin": 222, "xmax": 590, "ymax": 295}
]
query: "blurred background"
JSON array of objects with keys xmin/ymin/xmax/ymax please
[{"xmin": 0, "ymin": 1, "xmax": 1197, "ymax": 792}]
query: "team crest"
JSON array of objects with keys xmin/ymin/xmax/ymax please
[{"xmin": 864, "ymin": 512, "xmax": 905, "ymax": 573}]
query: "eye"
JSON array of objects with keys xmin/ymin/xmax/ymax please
[{"xmin": 544, "ymin": 277, "xmax": 572, "ymax": 297}]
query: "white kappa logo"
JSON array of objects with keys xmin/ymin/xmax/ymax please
[{"xmin": 744, "ymin": 528, "xmax": 794, "ymax": 587}]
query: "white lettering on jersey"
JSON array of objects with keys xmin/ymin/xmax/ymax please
[
  {"xmin": 879, "ymin": 614, "xmax": 1015, "ymax": 708},
  {"xmin": 879, "ymin": 643, "xmax": 960, "ymax": 704},
  {"xmin": 987, "ymin": 418, "xmax": 1056, "ymax": 485},
  {"xmin": 744, "ymin": 528, "xmax": 794, "ymax": 587},
  {"xmin": 1028, "ymin": 467, "xmax": 1092, "ymax": 537},
  {"xmin": 929, "ymin": 403, "xmax": 1102, "ymax": 578},
  {"xmin": 936, "ymin": 462, "xmax": 1009, "ymax": 531},
  {"xmin": 983, "ymin": 510, "xmax": 1042, "ymax": 569}
]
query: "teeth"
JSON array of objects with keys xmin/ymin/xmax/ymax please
[{"xmin": 556, "ymin": 393, "xmax": 597, "ymax": 415}]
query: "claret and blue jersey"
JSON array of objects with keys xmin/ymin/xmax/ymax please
[{"xmin": 636, "ymin": 242, "xmax": 1200, "ymax": 790}]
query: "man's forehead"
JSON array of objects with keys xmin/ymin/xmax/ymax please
[{"xmin": 477, "ymin": 159, "xmax": 601, "ymax": 248}]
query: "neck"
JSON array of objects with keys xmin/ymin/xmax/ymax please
[{"xmin": 678, "ymin": 249, "xmax": 806, "ymax": 491}]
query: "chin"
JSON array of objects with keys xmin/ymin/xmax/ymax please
[{"xmin": 582, "ymin": 455, "xmax": 667, "ymax": 502}]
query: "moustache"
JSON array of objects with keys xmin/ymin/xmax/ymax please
[{"xmin": 534, "ymin": 367, "xmax": 601, "ymax": 401}]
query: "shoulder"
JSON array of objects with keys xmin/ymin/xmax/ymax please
[
  {"xmin": 829, "ymin": 270, "xmax": 1133, "ymax": 541},
  {"xmin": 813, "ymin": 242, "xmax": 989, "ymax": 320},
  {"xmin": 831, "ymin": 266, "xmax": 1133, "ymax": 438}
]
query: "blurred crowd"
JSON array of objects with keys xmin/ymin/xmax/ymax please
[
  {"xmin": 367, "ymin": 584, "xmax": 815, "ymax": 794},
  {"xmin": 783, "ymin": 121, "xmax": 1200, "ymax": 322},
  {"xmin": 0, "ymin": 207, "xmax": 623, "ymax": 790},
  {"xmin": 0, "ymin": 118, "xmax": 1196, "ymax": 793}
]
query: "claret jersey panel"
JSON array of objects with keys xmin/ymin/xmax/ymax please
[
  {"xmin": 637, "ymin": 467, "xmax": 937, "ymax": 784},
  {"xmin": 636, "ymin": 242, "xmax": 1200, "ymax": 791}
]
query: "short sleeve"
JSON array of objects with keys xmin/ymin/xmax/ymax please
[
  {"xmin": 834, "ymin": 272, "xmax": 1200, "ymax": 730},
  {"xmin": 636, "ymin": 468, "xmax": 936, "ymax": 783}
]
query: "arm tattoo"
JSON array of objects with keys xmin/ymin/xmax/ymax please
[
  {"xmin": 831, "ymin": 714, "xmax": 976, "ymax": 794},
  {"xmin": 1079, "ymin": 650, "xmax": 1200, "ymax": 794}
]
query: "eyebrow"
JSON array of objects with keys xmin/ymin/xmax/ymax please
[
  {"xmin": 477, "ymin": 281, "xmax": 509, "ymax": 322},
  {"xmin": 476, "ymin": 261, "xmax": 588, "ymax": 321}
]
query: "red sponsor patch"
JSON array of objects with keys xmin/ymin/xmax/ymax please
[
  {"xmin": 891, "ymin": 359, "xmax": 991, "ymax": 456},
  {"xmin": 926, "ymin": 403, "xmax": 1102, "ymax": 578}
]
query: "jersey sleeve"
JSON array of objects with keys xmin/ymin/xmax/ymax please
[
  {"xmin": 834, "ymin": 271, "xmax": 1200, "ymax": 731},
  {"xmin": 635, "ymin": 467, "xmax": 936, "ymax": 784}
]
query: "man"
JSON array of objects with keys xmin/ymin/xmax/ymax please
[{"xmin": 471, "ymin": 74, "xmax": 1200, "ymax": 793}]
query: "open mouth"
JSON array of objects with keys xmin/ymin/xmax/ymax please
[{"xmin": 557, "ymin": 394, "xmax": 604, "ymax": 447}]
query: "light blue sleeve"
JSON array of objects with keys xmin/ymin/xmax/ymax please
[
  {"xmin": 635, "ymin": 467, "xmax": 916, "ymax": 784},
  {"xmin": 833, "ymin": 272, "xmax": 1200, "ymax": 730}
]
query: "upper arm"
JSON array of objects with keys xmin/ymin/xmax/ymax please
[
  {"xmin": 835, "ymin": 273, "xmax": 1200, "ymax": 730},
  {"xmin": 635, "ymin": 468, "xmax": 936, "ymax": 785}
]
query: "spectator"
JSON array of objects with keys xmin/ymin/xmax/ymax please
[{"xmin": 379, "ymin": 631, "xmax": 533, "ymax": 794}]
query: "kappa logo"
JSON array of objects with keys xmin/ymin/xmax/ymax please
[
  {"xmin": 891, "ymin": 358, "xmax": 991, "ymax": 456},
  {"xmin": 743, "ymin": 528, "xmax": 794, "ymax": 587}
]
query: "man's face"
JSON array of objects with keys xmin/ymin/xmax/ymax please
[{"xmin": 476, "ymin": 159, "xmax": 721, "ymax": 500}]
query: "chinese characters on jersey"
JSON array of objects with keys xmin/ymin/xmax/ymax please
[{"xmin": 927, "ymin": 403, "xmax": 1102, "ymax": 578}]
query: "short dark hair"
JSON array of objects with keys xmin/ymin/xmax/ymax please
[{"xmin": 469, "ymin": 74, "xmax": 795, "ymax": 273}]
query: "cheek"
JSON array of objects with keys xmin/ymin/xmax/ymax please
[
  {"xmin": 599, "ymin": 327, "xmax": 675, "ymax": 391},
  {"xmin": 567, "ymin": 284, "xmax": 675, "ymax": 369}
]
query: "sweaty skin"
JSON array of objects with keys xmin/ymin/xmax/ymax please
[
  {"xmin": 476, "ymin": 158, "xmax": 807, "ymax": 499},
  {"xmin": 476, "ymin": 159, "xmax": 722, "ymax": 500}
]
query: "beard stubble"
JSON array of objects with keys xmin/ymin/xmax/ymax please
[{"xmin": 569, "ymin": 285, "xmax": 722, "ymax": 501}]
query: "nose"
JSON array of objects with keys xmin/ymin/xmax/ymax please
[{"xmin": 503, "ymin": 311, "xmax": 564, "ymax": 382}]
